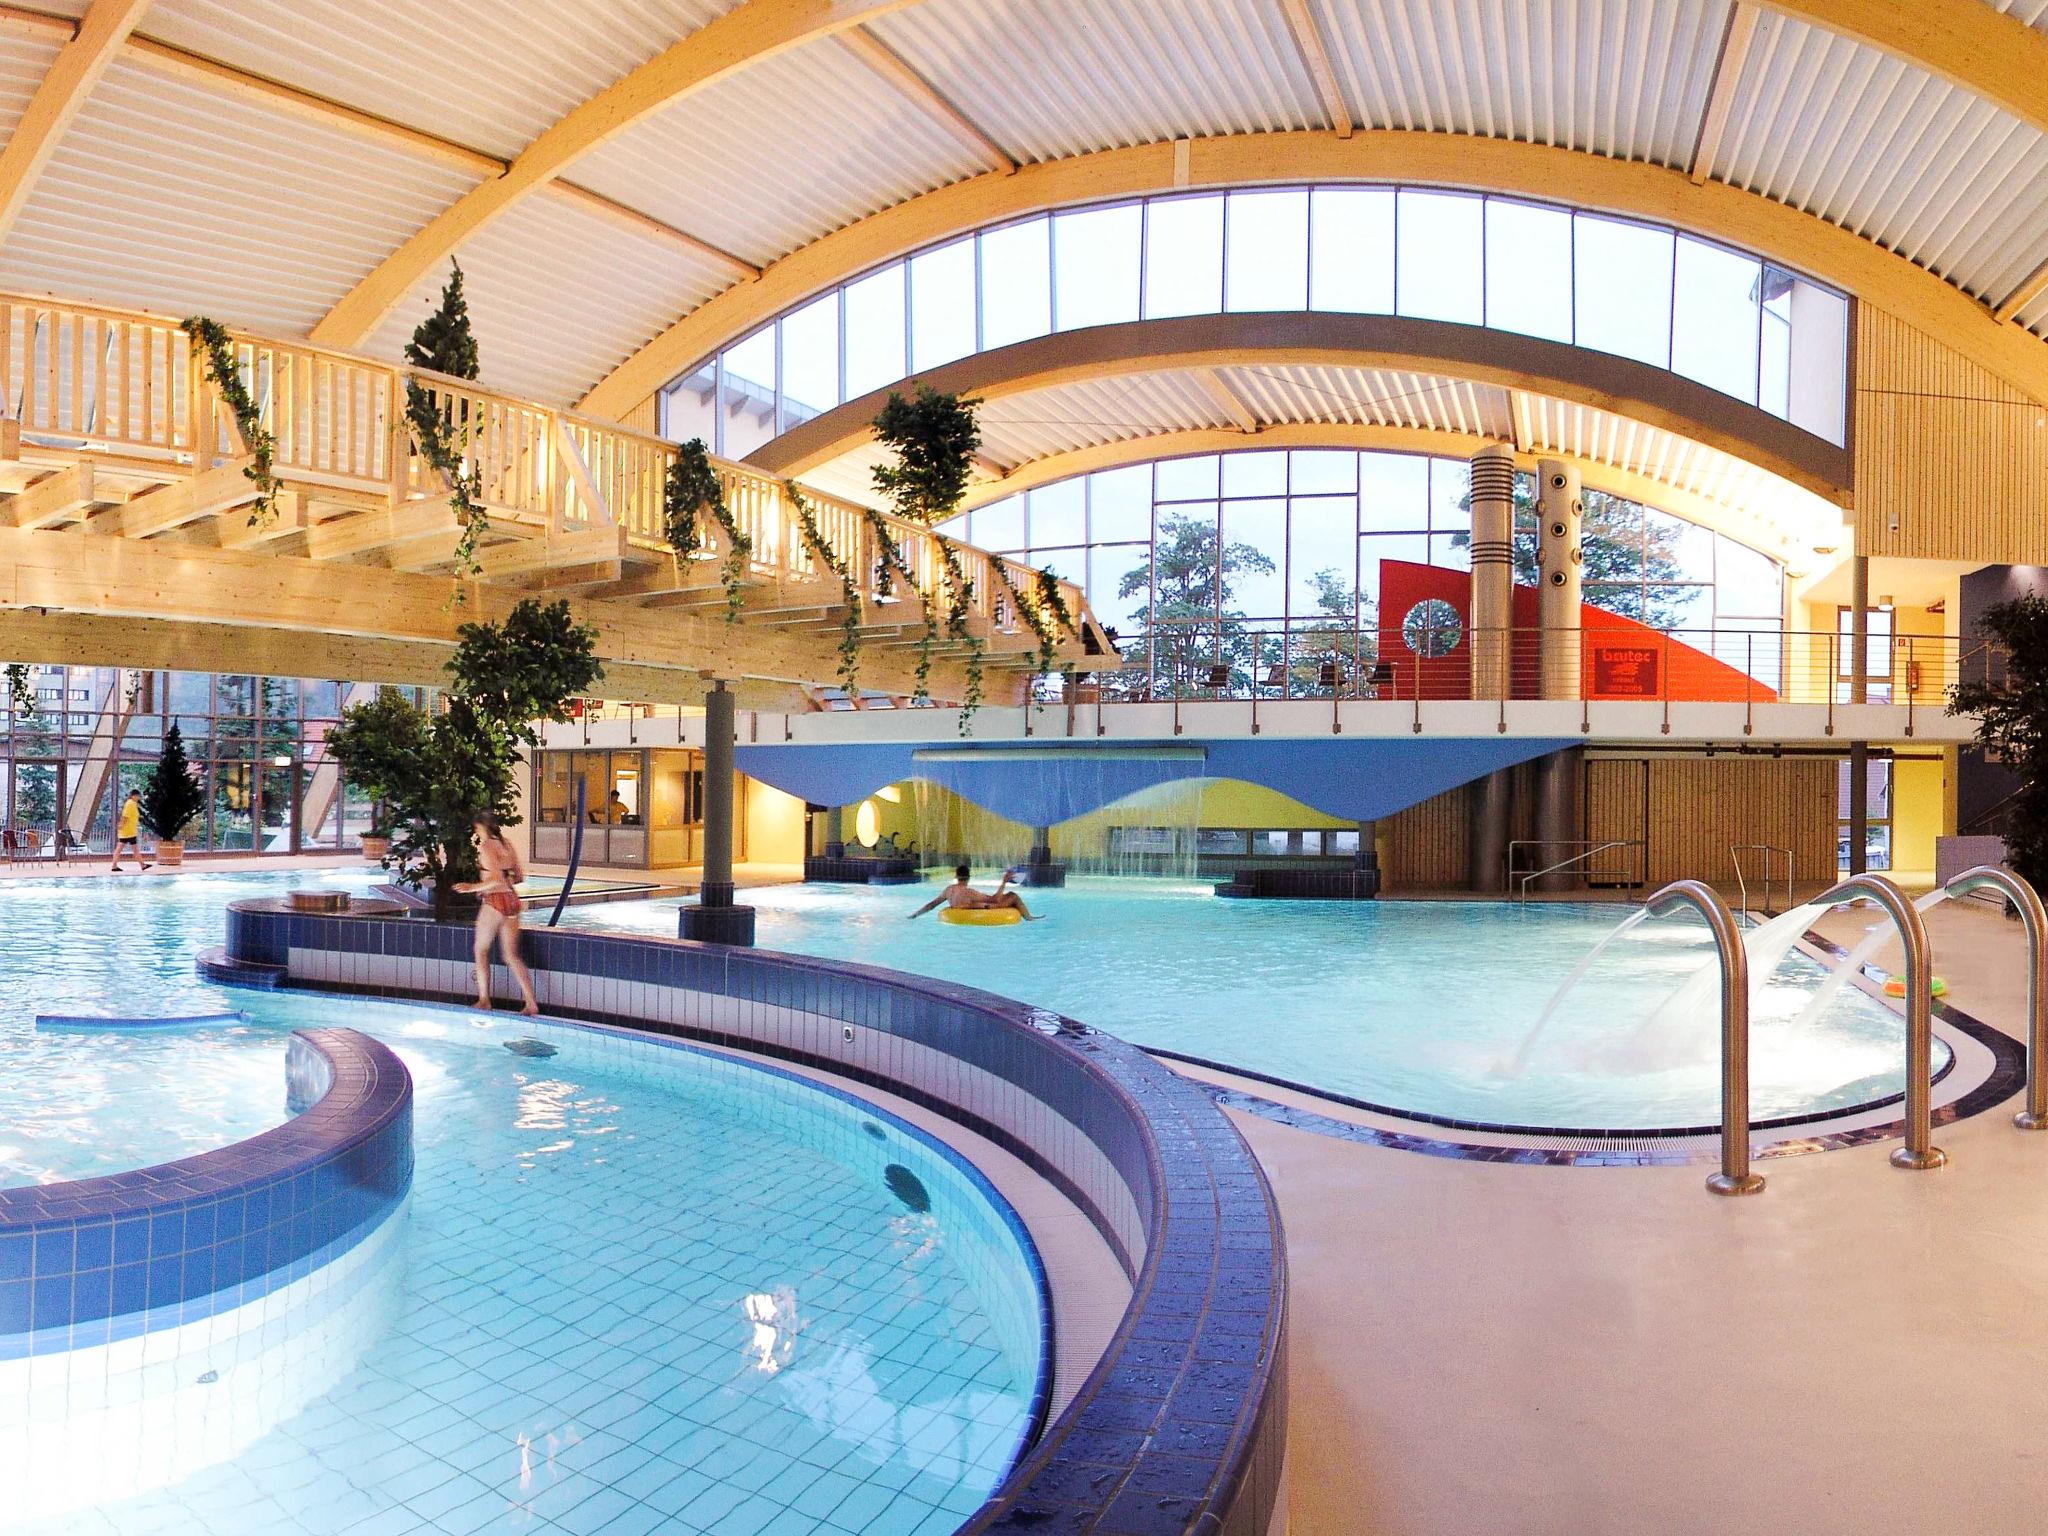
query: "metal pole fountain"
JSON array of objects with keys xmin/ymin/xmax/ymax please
[
  {"xmin": 1644, "ymin": 880, "xmax": 1764, "ymax": 1196},
  {"xmin": 1942, "ymin": 865, "xmax": 2048, "ymax": 1131},
  {"xmin": 1812, "ymin": 874, "xmax": 1945, "ymax": 1170}
]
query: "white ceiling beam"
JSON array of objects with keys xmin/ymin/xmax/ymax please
[
  {"xmin": 0, "ymin": 0, "xmax": 153, "ymax": 247},
  {"xmin": 1276, "ymin": 0, "xmax": 1354, "ymax": 138},
  {"xmin": 1689, "ymin": 2, "xmax": 1758, "ymax": 184},
  {"xmin": 1191, "ymin": 367, "xmax": 1260, "ymax": 433},
  {"xmin": 838, "ymin": 26, "xmax": 1015, "ymax": 174}
]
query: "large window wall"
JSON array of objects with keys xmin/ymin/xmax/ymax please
[
  {"xmin": 935, "ymin": 448, "xmax": 1787, "ymax": 691},
  {"xmin": 0, "ymin": 666, "xmax": 418, "ymax": 856},
  {"xmin": 665, "ymin": 186, "xmax": 1850, "ymax": 458}
]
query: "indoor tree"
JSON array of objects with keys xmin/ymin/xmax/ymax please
[
  {"xmin": 1949, "ymin": 593, "xmax": 2048, "ymax": 893},
  {"xmin": 329, "ymin": 598, "xmax": 601, "ymax": 916},
  {"xmin": 1108, "ymin": 510, "xmax": 1276, "ymax": 698},
  {"xmin": 139, "ymin": 722, "xmax": 207, "ymax": 858}
]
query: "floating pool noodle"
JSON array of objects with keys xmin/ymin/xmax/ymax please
[
  {"xmin": 36, "ymin": 1010, "xmax": 249, "ymax": 1032},
  {"xmin": 1881, "ymin": 976, "xmax": 1947, "ymax": 998},
  {"xmin": 939, "ymin": 907, "xmax": 1023, "ymax": 927}
]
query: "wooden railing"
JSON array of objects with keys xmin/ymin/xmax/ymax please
[{"xmin": 0, "ymin": 289, "xmax": 1094, "ymax": 651}]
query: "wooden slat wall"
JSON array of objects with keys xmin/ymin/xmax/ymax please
[
  {"xmin": 1386, "ymin": 755, "xmax": 1834, "ymax": 892},
  {"xmin": 1853, "ymin": 307, "xmax": 2048, "ymax": 563},
  {"xmin": 1589, "ymin": 755, "xmax": 1835, "ymax": 886},
  {"xmin": 1381, "ymin": 784, "xmax": 1469, "ymax": 889}
]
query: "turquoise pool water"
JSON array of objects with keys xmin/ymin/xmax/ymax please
[
  {"xmin": 2, "ymin": 872, "xmax": 1042, "ymax": 1536},
  {"xmin": 567, "ymin": 876, "xmax": 1938, "ymax": 1130}
]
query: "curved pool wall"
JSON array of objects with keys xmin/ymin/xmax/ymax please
[
  {"xmin": 218, "ymin": 902, "xmax": 1289, "ymax": 1536},
  {"xmin": 0, "ymin": 1026, "xmax": 413, "ymax": 1519}
]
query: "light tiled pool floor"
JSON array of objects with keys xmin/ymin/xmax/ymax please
[{"xmin": 33, "ymin": 1003, "xmax": 1037, "ymax": 1536}]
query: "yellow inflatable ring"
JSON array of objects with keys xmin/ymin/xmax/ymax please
[
  {"xmin": 1882, "ymin": 975, "xmax": 1947, "ymax": 998},
  {"xmin": 940, "ymin": 906, "xmax": 1022, "ymax": 927}
]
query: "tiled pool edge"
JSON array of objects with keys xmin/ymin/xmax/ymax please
[
  {"xmin": 217, "ymin": 904, "xmax": 1290, "ymax": 1536},
  {"xmin": 0, "ymin": 1026, "xmax": 413, "ymax": 1354}
]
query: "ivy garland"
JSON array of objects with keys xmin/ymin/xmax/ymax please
[
  {"xmin": 786, "ymin": 480, "xmax": 864, "ymax": 696},
  {"xmin": 4, "ymin": 662, "xmax": 34, "ymax": 720},
  {"xmin": 932, "ymin": 533, "xmax": 985, "ymax": 730},
  {"xmin": 403, "ymin": 263, "xmax": 488, "ymax": 591},
  {"xmin": 406, "ymin": 391, "xmax": 488, "ymax": 583},
  {"xmin": 859, "ymin": 507, "xmax": 943, "ymax": 700},
  {"xmin": 666, "ymin": 440, "xmax": 750, "ymax": 622},
  {"xmin": 995, "ymin": 561, "xmax": 1074, "ymax": 679},
  {"xmin": 180, "ymin": 317, "xmax": 281, "ymax": 529}
]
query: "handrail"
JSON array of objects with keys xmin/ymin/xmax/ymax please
[
  {"xmin": 1730, "ymin": 843, "xmax": 1794, "ymax": 919},
  {"xmin": 1943, "ymin": 865, "xmax": 2048, "ymax": 1131},
  {"xmin": 1508, "ymin": 838, "xmax": 1645, "ymax": 900},
  {"xmin": 1811, "ymin": 874, "xmax": 1946, "ymax": 1170},
  {"xmin": 1643, "ymin": 880, "xmax": 1764, "ymax": 1196},
  {"xmin": 0, "ymin": 287, "xmax": 1096, "ymax": 663}
]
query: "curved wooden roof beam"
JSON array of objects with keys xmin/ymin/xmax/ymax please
[
  {"xmin": 0, "ymin": 0, "xmax": 152, "ymax": 246},
  {"xmin": 309, "ymin": 0, "xmax": 916, "ymax": 348},
  {"xmin": 744, "ymin": 312, "xmax": 1853, "ymax": 503},
  {"xmin": 582, "ymin": 130, "xmax": 2048, "ymax": 422},
  {"xmin": 954, "ymin": 422, "xmax": 1811, "ymax": 560},
  {"xmin": 1762, "ymin": 0, "xmax": 2048, "ymax": 140}
]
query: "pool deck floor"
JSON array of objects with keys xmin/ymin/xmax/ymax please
[{"xmin": 1244, "ymin": 894, "xmax": 2048, "ymax": 1535}]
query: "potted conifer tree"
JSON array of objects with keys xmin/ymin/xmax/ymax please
[{"xmin": 139, "ymin": 722, "xmax": 206, "ymax": 866}]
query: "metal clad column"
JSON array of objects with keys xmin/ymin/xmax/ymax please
[
  {"xmin": 680, "ymin": 681, "xmax": 757, "ymax": 945},
  {"xmin": 1536, "ymin": 458, "xmax": 1582, "ymax": 700},
  {"xmin": 1468, "ymin": 444, "xmax": 1516, "ymax": 700}
]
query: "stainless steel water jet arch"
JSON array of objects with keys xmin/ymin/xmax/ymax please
[
  {"xmin": 1643, "ymin": 879, "xmax": 1763, "ymax": 1196},
  {"xmin": 1814, "ymin": 874, "xmax": 1946, "ymax": 1170},
  {"xmin": 1942, "ymin": 865, "xmax": 2048, "ymax": 1131}
]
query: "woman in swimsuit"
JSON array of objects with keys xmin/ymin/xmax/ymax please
[{"xmin": 457, "ymin": 813, "xmax": 539, "ymax": 1016}]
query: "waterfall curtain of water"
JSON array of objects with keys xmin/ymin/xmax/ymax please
[{"xmin": 907, "ymin": 771, "xmax": 1206, "ymax": 880}]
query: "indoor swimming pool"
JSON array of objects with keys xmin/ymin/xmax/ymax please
[
  {"xmin": 1, "ymin": 873, "xmax": 1044, "ymax": 1536},
  {"xmin": 571, "ymin": 877, "xmax": 1939, "ymax": 1132}
]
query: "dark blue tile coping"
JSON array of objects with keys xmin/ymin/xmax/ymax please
[
  {"xmin": 216, "ymin": 902, "xmax": 1287, "ymax": 1536},
  {"xmin": 0, "ymin": 1027, "xmax": 412, "ymax": 1358}
]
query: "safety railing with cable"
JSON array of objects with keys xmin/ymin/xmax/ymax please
[{"xmin": 1075, "ymin": 623, "xmax": 1989, "ymax": 714}]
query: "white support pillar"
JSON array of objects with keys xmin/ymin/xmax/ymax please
[{"xmin": 1536, "ymin": 458, "xmax": 1583, "ymax": 700}]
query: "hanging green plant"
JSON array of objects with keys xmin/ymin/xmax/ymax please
[
  {"xmin": 4, "ymin": 662, "xmax": 35, "ymax": 720},
  {"xmin": 180, "ymin": 317, "xmax": 281, "ymax": 528},
  {"xmin": 403, "ymin": 262, "xmax": 489, "ymax": 590},
  {"xmin": 786, "ymin": 481, "xmax": 864, "ymax": 696},
  {"xmin": 667, "ymin": 439, "xmax": 750, "ymax": 621},
  {"xmin": 870, "ymin": 385, "xmax": 984, "ymax": 523},
  {"xmin": 664, "ymin": 438, "xmax": 721, "ymax": 558},
  {"xmin": 933, "ymin": 533, "xmax": 985, "ymax": 730}
]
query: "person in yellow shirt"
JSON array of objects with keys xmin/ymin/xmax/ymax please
[{"xmin": 111, "ymin": 787, "xmax": 150, "ymax": 872}]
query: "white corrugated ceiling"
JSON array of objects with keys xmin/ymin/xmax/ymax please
[
  {"xmin": 869, "ymin": 0, "xmax": 1326, "ymax": 164},
  {"xmin": 0, "ymin": 0, "xmax": 2035, "ymax": 429},
  {"xmin": 140, "ymin": 0, "xmax": 740, "ymax": 161},
  {"xmin": 1314, "ymin": 0, "xmax": 1730, "ymax": 165},
  {"xmin": 363, "ymin": 194, "xmax": 732, "ymax": 405},
  {"xmin": 1711, "ymin": 10, "xmax": 2048, "ymax": 311},
  {"xmin": 0, "ymin": 57, "xmax": 480, "ymax": 337},
  {"xmin": 573, "ymin": 40, "xmax": 989, "ymax": 269}
]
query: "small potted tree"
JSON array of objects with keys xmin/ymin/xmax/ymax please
[
  {"xmin": 359, "ymin": 801, "xmax": 392, "ymax": 862},
  {"xmin": 139, "ymin": 722, "xmax": 206, "ymax": 866}
]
